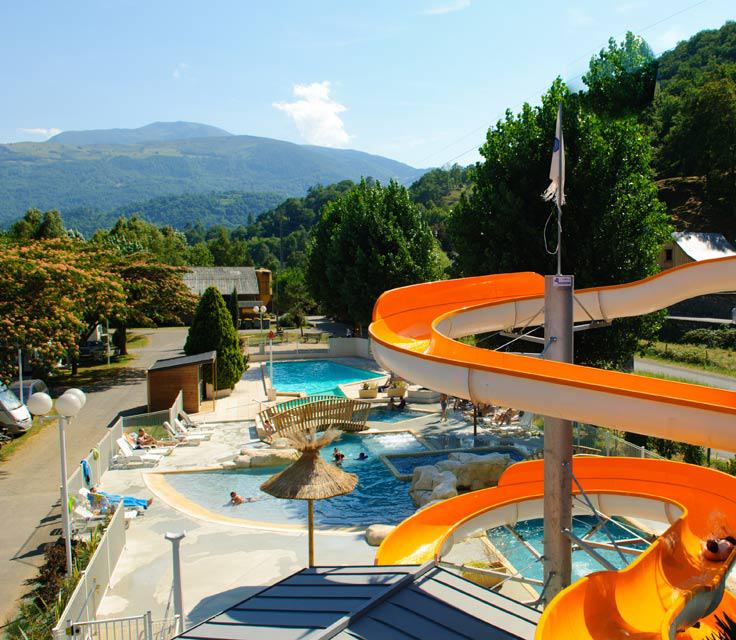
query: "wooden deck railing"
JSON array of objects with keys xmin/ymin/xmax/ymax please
[{"xmin": 258, "ymin": 395, "xmax": 372, "ymax": 440}]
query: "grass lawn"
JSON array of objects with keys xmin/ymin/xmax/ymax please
[
  {"xmin": 127, "ymin": 332, "xmax": 149, "ymax": 349},
  {"xmin": 0, "ymin": 415, "xmax": 56, "ymax": 462},
  {"xmin": 640, "ymin": 341, "xmax": 736, "ymax": 379},
  {"xmin": 633, "ymin": 370, "xmax": 717, "ymax": 387}
]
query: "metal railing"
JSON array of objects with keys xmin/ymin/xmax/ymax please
[
  {"xmin": 58, "ymin": 612, "xmax": 180, "ymax": 640},
  {"xmin": 571, "ymin": 423, "xmax": 662, "ymax": 459},
  {"xmin": 67, "ymin": 419, "xmax": 125, "ymax": 500},
  {"xmin": 52, "ymin": 503, "xmax": 127, "ymax": 639}
]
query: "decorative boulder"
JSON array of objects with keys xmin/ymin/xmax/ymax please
[
  {"xmin": 365, "ymin": 524, "xmax": 396, "ymax": 546},
  {"xmin": 429, "ymin": 471, "xmax": 458, "ymax": 502},
  {"xmin": 233, "ymin": 455, "xmax": 252, "ymax": 468},
  {"xmin": 410, "ymin": 468, "xmax": 458, "ymax": 507},
  {"xmin": 411, "ymin": 465, "xmax": 442, "ymax": 492},
  {"xmin": 453, "ymin": 453, "xmax": 510, "ymax": 491},
  {"xmin": 235, "ymin": 447, "xmax": 299, "ymax": 468}
]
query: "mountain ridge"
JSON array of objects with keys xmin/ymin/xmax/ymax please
[
  {"xmin": 0, "ymin": 127, "xmax": 426, "ymax": 224},
  {"xmin": 47, "ymin": 121, "xmax": 233, "ymax": 146}
]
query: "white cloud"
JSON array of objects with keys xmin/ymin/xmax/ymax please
[
  {"xmin": 615, "ymin": 2, "xmax": 639, "ymax": 13},
  {"xmin": 172, "ymin": 62, "xmax": 189, "ymax": 79},
  {"xmin": 422, "ymin": 0, "xmax": 470, "ymax": 15},
  {"xmin": 19, "ymin": 127, "xmax": 61, "ymax": 139},
  {"xmin": 273, "ymin": 81, "xmax": 351, "ymax": 147},
  {"xmin": 655, "ymin": 28, "xmax": 683, "ymax": 52}
]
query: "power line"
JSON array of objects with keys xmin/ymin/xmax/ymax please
[{"xmin": 419, "ymin": 0, "xmax": 710, "ymax": 167}]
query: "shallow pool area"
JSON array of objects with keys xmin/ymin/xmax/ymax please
[
  {"xmin": 164, "ymin": 432, "xmax": 426, "ymax": 528},
  {"xmin": 367, "ymin": 407, "xmax": 427, "ymax": 423},
  {"xmin": 270, "ymin": 360, "xmax": 384, "ymax": 397},
  {"xmin": 487, "ymin": 515, "xmax": 650, "ymax": 592}
]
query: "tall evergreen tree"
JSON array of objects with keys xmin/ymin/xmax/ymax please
[
  {"xmin": 228, "ymin": 286, "xmax": 240, "ymax": 329},
  {"xmin": 184, "ymin": 287, "xmax": 246, "ymax": 389}
]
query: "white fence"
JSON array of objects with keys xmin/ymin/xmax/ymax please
[
  {"xmin": 58, "ymin": 613, "xmax": 180, "ymax": 640},
  {"xmin": 248, "ymin": 336, "xmax": 372, "ymax": 362},
  {"xmin": 52, "ymin": 503, "xmax": 127, "ymax": 639},
  {"xmin": 54, "ymin": 391, "xmax": 185, "ymax": 639}
]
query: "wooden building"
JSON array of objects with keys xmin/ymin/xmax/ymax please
[
  {"xmin": 147, "ymin": 351, "xmax": 217, "ymax": 414},
  {"xmin": 658, "ymin": 232, "xmax": 736, "ymax": 270},
  {"xmin": 182, "ymin": 267, "xmax": 272, "ymax": 318}
]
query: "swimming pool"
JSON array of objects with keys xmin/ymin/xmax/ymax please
[
  {"xmin": 487, "ymin": 515, "xmax": 650, "ymax": 592},
  {"xmin": 270, "ymin": 360, "xmax": 384, "ymax": 397},
  {"xmin": 164, "ymin": 432, "xmax": 427, "ymax": 528},
  {"xmin": 368, "ymin": 407, "xmax": 427, "ymax": 423}
]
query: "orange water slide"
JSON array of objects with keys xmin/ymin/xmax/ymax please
[
  {"xmin": 375, "ymin": 458, "xmax": 736, "ymax": 639},
  {"xmin": 368, "ymin": 257, "xmax": 736, "ymax": 638}
]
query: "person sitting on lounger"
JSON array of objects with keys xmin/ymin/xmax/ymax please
[
  {"xmin": 136, "ymin": 428, "xmax": 160, "ymax": 447},
  {"xmin": 703, "ymin": 536, "xmax": 736, "ymax": 562},
  {"xmin": 89, "ymin": 487, "xmax": 153, "ymax": 510}
]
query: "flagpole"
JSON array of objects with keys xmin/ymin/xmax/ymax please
[{"xmin": 556, "ymin": 103, "xmax": 563, "ymax": 276}]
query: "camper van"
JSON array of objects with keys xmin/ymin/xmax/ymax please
[{"xmin": 0, "ymin": 384, "xmax": 32, "ymax": 435}]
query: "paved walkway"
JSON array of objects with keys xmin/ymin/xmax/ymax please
[
  {"xmin": 0, "ymin": 328, "xmax": 187, "ymax": 625},
  {"xmin": 634, "ymin": 357, "xmax": 736, "ymax": 390}
]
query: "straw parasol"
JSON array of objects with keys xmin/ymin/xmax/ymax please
[{"xmin": 261, "ymin": 428, "xmax": 357, "ymax": 567}]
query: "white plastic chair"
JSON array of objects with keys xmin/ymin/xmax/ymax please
[
  {"xmin": 174, "ymin": 418, "xmax": 212, "ymax": 440},
  {"xmin": 163, "ymin": 421, "xmax": 205, "ymax": 445}
]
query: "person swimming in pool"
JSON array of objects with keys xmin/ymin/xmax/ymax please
[
  {"xmin": 333, "ymin": 448, "xmax": 345, "ymax": 465},
  {"xmin": 230, "ymin": 491, "xmax": 258, "ymax": 505},
  {"xmin": 357, "ymin": 452, "xmax": 368, "ymax": 460}
]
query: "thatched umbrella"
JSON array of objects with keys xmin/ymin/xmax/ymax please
[{"xmin": 261, "ymin": 429, "xmax": 357, "ymax": 567}]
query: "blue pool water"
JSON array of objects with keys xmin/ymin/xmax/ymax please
[
  {"xmin": 368, "ymin": 407, "xmax": 427, "ymax": 423},
  {"xmin": 165, "ymin": 432, "xmax": 427, "ymax": 527},
  {"xmin": 271, "ymin": 360, "xmax": 383, "ymax": 397},
  {"xmin": 388, "ymin": 447, "xmax": 526, "ymax": 477},
  {"xmin": 487, "ymin": 515, "xmax": 650, "ymax": 591}
]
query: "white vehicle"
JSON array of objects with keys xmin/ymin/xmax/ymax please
[{"xmin": 0, "ymin": 384, "xmax": 33, "ymax": 435}]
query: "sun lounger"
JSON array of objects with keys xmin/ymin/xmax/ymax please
[
  {"xmin": 163, "ymin": 421, "xmax": 205, "ymax": 445},
  {"xmin": 173, "ymin": 418, "xmax": 213, "ymax": 439},
  {"xmin": 113, "ymin": 437, "xmax": 162, "ymax": 468}
]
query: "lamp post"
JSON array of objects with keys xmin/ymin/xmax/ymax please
[
  {"xmin": 165, "ymin": 531, "xmax": 186, "ymax": 633},
  {"xmin": 27, "ymin": 388, "xmax": 86, "ymax": 576},
  {"xmin": 253, "ymin": 305, "xmax": 266, "ymax": 342}
]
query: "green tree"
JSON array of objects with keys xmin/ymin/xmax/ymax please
[
  {"xmin": 92, "ymin": 216, "xmax": 190, "ymax": 265},
  {"xmin": 660, "ymin": 75, "xmax": 736, "ymax": 207},
  {"xmin": 228, "ymin": 287, "xmax": 240, "ymax": 329},
  {"xmin": 448, "ymin": 80, "xmax": 671, "ymax": 368},
  {"xmin": 187, "ymin": 242, "xmax": 215, "ymax": 266},
  {"xmin": 9, "ymin": 209, "xmax": 67, "ymax": 242},
  {"xmin": 582, "ymin": 32, "xmax": 657, "ymax": 118},
  {"xmin": 184, "ymin": 286, "xmax": 245, "ymax": 389},
  {"xmin": 307, "ymin": 180, "xmax": 445, "ymax": 328}
]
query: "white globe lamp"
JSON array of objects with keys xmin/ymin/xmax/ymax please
[
  {"xmin": 253, "ymin": 305, "xmax": 259, "ymax": 314},
  {"xmin": 27, "ymin": 392, "xmax": 53, "ymax": 416},
  {"xmin": 56, "ymin": 392, "xmax": 83, "ymax": 418},
  {"xmin": 64, "ymin": 388, "xmax": 86, "ymax": 408}
]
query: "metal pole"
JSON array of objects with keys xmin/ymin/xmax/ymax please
[
  {"xmin": 269, "ymin": 338, "xmax": 273, "ymax": 383},
  {"xmin": 556, "ymin": 103, "xmax": 563, "ymax": 276},
  {"xmin": 556, "ymin": 203, "xmax": 563, "ymax": 276},
  {"xmin": 308, "ymin": 499, "xmax": 315, "ymax": 567},
  {"xmin": 58, "ymin": 415, "xmax": 73, "ymax": 575},
  {"xmin": 165, "ymin": 532, "xmax": 186, "ymax": 633},
  {"xmin": 473, "ymin": 406, "xmax": 478, "ymax": 445},
  {"xmin": 18, "ymin": 347, "xmax": 23, "ymax": 405},
  {"xmin": 106, "ymin": 318, "xmax": 110, "ymax": 366},
  {"xmin": 542, "ymin": 273, "xmax": 574, "ymax": 604}
]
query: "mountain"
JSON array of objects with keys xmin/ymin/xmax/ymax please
[
  {"xmin": 47, "ymin": 121, "xmax": 233, "ymax": 146},
  {"xmin": 0, "ymin": 127, "xmax": 426, "ymax": 226}
]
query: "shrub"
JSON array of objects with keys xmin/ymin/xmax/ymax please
[
  {"xmin": 681, "ymin": 328, "xmax": 736, "ymax": 349},
  {"xmin": 185, "ymin": 286, "xmax": 246, "ymax": 389}
]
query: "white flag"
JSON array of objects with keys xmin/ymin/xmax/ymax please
[{"xmin": 542, "ymin": 104, "xmax": 565, "ymax": 206}]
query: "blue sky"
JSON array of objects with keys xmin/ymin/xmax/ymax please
[{"xmin": 1, "ymin": 0, "xmax": 733, "ymax": 166}]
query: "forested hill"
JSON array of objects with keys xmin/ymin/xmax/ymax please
[
  {"xmin": 47, "ymin": 121, "xmax": 233, "ymax": 146},
  {"xmin": 0, "ymin": 129, "xmax": 425, "ymax": 225},
  {"xmin": 62, "ymin": 191, "xmax": 286, "ymax": 235}
]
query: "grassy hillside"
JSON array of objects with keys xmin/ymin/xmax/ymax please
[{"xmin": 0, "ymin": 133, "xmax": 425, "ymax": 225}]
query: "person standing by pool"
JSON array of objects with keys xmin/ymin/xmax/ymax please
[
  {"xmin": 333, "ymin": 448, "xmax": 345, "ymax": 465},
  {"xmin": 440, "ymin": 394, "xmax": 449, "ymax": 423}
]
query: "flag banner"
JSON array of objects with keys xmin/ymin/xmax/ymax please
[{"xmin": 542, "ymin": 104, "xmax": 565, "ymax": 205}]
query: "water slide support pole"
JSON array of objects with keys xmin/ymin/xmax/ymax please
[{"xmin": 542, "ymin": 274, "xmax": 574, "ymax": 604}]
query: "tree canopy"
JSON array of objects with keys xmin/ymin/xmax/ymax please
[
  {"xmin": 307, "ymin": 180, "xmax": 445, "ymax": 327},
  {"xmin": 448, "ymin": 80, "xmax": 671, "ymax": 367}
]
